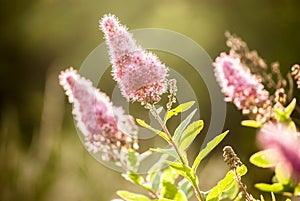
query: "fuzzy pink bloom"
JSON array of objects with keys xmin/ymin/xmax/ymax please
[
  {"xmin": 99, "ymin": 14, "xmax": 168, "ymax": 105},
  {"xmin": 213, "ymin": 52, "xmax": 271, "ymax": 122},
  {"xmin": 59, "ymin": 67, "xmax": 138, "ymax": 161},
  {"xmin": 258, "ymin": 122, "xmax": 300, "ymax": 181}
]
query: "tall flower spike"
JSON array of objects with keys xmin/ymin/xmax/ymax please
[
  {"xmin": 258, "ymin": 122, "xmax": 300, "ymax": 182},
  {"xmin": 59, "ymin": 67, "xmax": 138, "ymax": 163},
  {"xmin": 213, "ymin": 52, "xmax": 272, "ymax": 122},
  {"xmin": 100, "ymin": 14, "xmax": 169, "ymax": 106}
]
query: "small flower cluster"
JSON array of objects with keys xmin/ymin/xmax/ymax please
[
  {"xmin": 99, "ymin": 14, "xmax": 169, "ymax": 106},
  {"xmin": 258, "ymin": 122, "xmax": 300, "ymax": 182},
  {"xmin": 213, "ymin": 52, "xmax": 272, "ymax": 122},
  {"xmin": 291, "ymin": 64, "xmax": 300, "ymax": 89},
  {"xmin": 59, "ymin": 68, "xmax": 138, "ymax": 163}
]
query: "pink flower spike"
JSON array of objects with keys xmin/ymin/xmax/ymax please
[
  {"xmin": 99, "ymin": 14, "xmax": 169, "ymax": 105},
  {"xmin": 59, "ymin": 67, "xmax": 138, "ymax": 161},
  {"xmin": 258, "ymin": 122, "xmax": 300, "ymax": 181},
  {"xmin": 213, "ymin": 52, "xmax": 271, "ymax": 122},
  {"xmin": 100, "ymin": 14, "xmax": 140, "ymax": 62}
]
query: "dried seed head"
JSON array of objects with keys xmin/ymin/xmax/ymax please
[{"xmin": 223, "ymin": 146, "xmax": 242, "ymax": 169}]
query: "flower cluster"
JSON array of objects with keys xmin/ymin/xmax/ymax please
[
  {"xmin": 258, "ymin": 122, "xmax": 300, "ymax": 182},
  {"xmin": 292, "ymin": 64, "xmax": 300, "ymax": 89},
  {"xmin": 213, "ymin": 52, "xmax": 272, "ymax": 122},
  {"xmin": 59, "ymin": 67, "xmax": 138, "ymax": 163},
  {"xmin": 99, "ymin": 14, "xmax": 169, "ymax": 106}
]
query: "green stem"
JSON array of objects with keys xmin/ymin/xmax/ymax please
[
  {"xmin": 150, "ymin": 105, "xmax": 186, "ymax": 165},
  {"xmin": 150, "ymin": 105, "xmax": 204, "ymax": 201}
]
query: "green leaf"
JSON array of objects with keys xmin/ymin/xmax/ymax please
[
  {"xmin": 274, "ymin": 107, "xmax": 290, "ymax": 122},
  {"xmin": 249, "ymin": 150, "xmax": 277, "ymax": 168},
  {"xmin": 178, "ymin": 120, "xmax": 204, "ymax": 151},
  {"xmin": 206, "ymin": 171, "xmax": 235, "ymax": 201},
  {"xmin": 234, "ymin": 192, "xmax": 243, "ymax": 201},
  {"xmin": 273, "ymin": 99, "xmax": 296, "ymax": 125},
  {"xmin": 178, "ymin": 179, "xmax": 193, "ymax": 199},
  {"xmin": 161, "ymin": 167, "xmax": 178, "ymax": 183},
  {"xmin": 150, "ymin": 148, "xmax": 178, "ymax": 159},
  {"xmin": 174, "ymin": 190, "xmax": 188, "ymax": 201},
  {"xmin": 285, "ymin": 98, "xmax": 296, "ymax": 117},
  {"xmin": 275, "ymin": 163, "xmax": 291, "ymax": 185},
  {"xmin": 220, "ymin": 181, "xmax": 239, "ymax": 200},
  {"xmin": 161, "ymin": 180, "xmax": 178, "ymax": 199},
  {"xmin": 146, "ymin": 154, "xmax": 169, "ymax": 183},
  {"xmin": 237, "ymin": 164, "xmax": 248, "ymax": 176},
  {"xmin": 117, "ymin": 190, "xmax": 151, "ymax": 201},
  {"xmin": 151, "ymin": 171, "xmax": 161, "ymax": 192},
  {"xmin": 124, "ymin": 171, "xmax": 144, "ymax": 185},
  {"xmin": 167, "ymin": 161, "xmax": 199, "ymax": 187},
  {"xmin": 294, "ymin": 183, "xmax": 300, "ymax": 196},
  {"xmin": 206, "ymin": 165, "xmax": 247, "ymax": 201},
  {"xmin": 127, "ymin": 149, "xmax": 138, "ymax": 170},
  {"xmin": 165, "ymin": 101, "xmax": 195, "ymax": 121},
  {"xmin": 192, "ymin": 130, "xmax": 229, "ymax": 171},
  {"xmin": 241, "ymin": 120, "xmax": 262, "ymax": 128},
  {"xmin": 136, "ymin": 119, "xmax": 170, "ymax": 142},
  {"xmin": 173, "ymin": 109, "xmax": 197, "ymax": 144},
  {"xmin": 255, "ymin": 183, "xmax": 284, "ymax": 193}
]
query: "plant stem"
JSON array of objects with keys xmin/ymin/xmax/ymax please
[
  {"xmin": 150, "ymin": 105, "xmax": 186, "ymax": 165},
  {"xmin": 233, "ymin": 168, "xmax": 255, "ymax": 201},
  {"xmin": 150, "ymin": 105, "xmax": 204, "ymax": 201},
  {"xmin": 137, "ymin": 182, "xmax": 159, "ymax": 199}
]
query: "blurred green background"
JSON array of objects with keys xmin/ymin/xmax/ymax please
[{"xmin": 1, "ymin": 0, "xmax": 300, "ymax": 200}]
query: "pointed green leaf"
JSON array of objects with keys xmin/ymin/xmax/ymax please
[
  {"xmin": 285, "ymin": 98, "xmax": 296, "ymax": 117},
  {"xmin": 138, "ymin": 151, "xmax": 152, "ymax": 162},
  {"xmin": 167, "ymin": 161, "xmax": 199, "ymax": 187},
  {"xmin": 136, "ymin": 119, "xmax": 170, "ymax": 142},
  {"xmin": 255, "ymin": 183, "xmax": 284, "ymax": 193},
  {"xmin": 117, "ymin": 190, "xmax": 151, "ymax": 201},
  {"xmin": 206, "ymin": 172, "xmax": 235, "ymax": 201},
  {"xmin": 173, "ymin": 109, "xmax": 197, "ymax": 144},
  {"xmin": 274, "ymin": 107, "xmax": 290, "ymax": 122},
  {"xmin": 250, "ymin": 150, "xmax": 277, "ymax": 168},
  {"xmin": 179, "ymin": 120, "xmax": 204, "ymax": 151},
  {"xmin": 151, "ymin": 171, "xmax": 161, "ymax": 192},
  {"xmin": 241, "ymin": 120, "xmax": 262, "ymax": 128},
  {"xmin": 165, "ymin": 101, "xmax": 195, "ymax": 121},
  {"xmin": 123, "ymin": 171, "xmax": 144, "ymax": 185},
  {"xmin": 220, "ymin": 181, "xmax": 239, "ymax": 200},
  {"xmin": 192, "ymin": 130, "xmax": 229, "ymax": 171},
  {"xmin": 150, "ymin": 148, "xmax": 178, "ymax": 159},
  {"xmin": 206, "ymin": 165, "xmax": 247, "ymax": 201}
]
